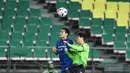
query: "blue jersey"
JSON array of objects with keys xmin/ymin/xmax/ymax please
[{"xmin": 56, "ymin": 38, "xmax": 73, "ymax": 73}]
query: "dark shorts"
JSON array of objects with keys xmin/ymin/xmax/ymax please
[{"xmin": 65, "ymin": 64, "xmax": 85, "ymax": 73}]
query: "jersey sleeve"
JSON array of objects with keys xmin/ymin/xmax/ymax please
[{"xmin": 68, "ymin": 44, "xmax": 84, "ymax": 52}]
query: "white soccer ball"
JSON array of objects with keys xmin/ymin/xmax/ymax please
[{"xmin": 57, "ymin": 7, "xmax": 68, "ymax": 17}]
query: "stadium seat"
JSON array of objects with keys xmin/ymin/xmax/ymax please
[
  {"xmin": 19, "ymin": 0, "xmax": 30, "ymax": 9},
  {"xmin": 10, "ymin": 47, "xmax": 32, "ymax": 59},
  {"xmin": 10, "ymin": 40, "xmax": 21, "ymax": 47},
  {"xmin": 39, "ymin": 17, "xmax": 52, "ymax": 25},
  {"xmin": 34, "ymin": 48, "xmax": 45, "ymax": 58},
  {"xmin": 16, "ymin": 8, "xmax": 29, "ymax": 16},
  {"xmin": 79, "ymin": 18, "xmax": 91, "ymax": 29},
  {"xmin": 27, "ymin": 17, "xmax": 39, "ymax": 25},
  {"xmin": 89, "ymin": 49, "xmax": 102, "ymax": 61},
  {"xmin": 93, "ymin": 1, "xmax": 106, "ymax": 11},
  {"xmin": 127, "ymin": 42, "xmax": 130, "ymax": 49},
  {"xmin": 24, "ymin": 32, "xmax": 36, "ymax": 40},
  {"xmin": 10, "ymin": 32, "xmax": 23, "ymax": 41},
  {"xmin": 117, "ymin": 11, "xmax": 129, "ymax": 26},
  {"xmin": 12, "ymin": 24, "xmax": 25, "ymax": 33},
  {"xmin": 22, "ymin": 40, "xmax": 34, "ymax": 47},
  {"xmin": 51, "ymin": 25, "xmax": 62, "ymax": 33},
  {"xmin": 103, "ymin": 19, "xmax": 115, "ymax": 27},
  {"xmin": 126, "ymin": 49, "xmax": 130, "ymax": 61},
  {"xmin": 105, "ymin": 10, "xmax": 117, "ymax": 19},
  {"xmin": 114, "ymin": 41, "xmax": 126, "ymax": 54},
  {"xmin": 56, "ymin": 1, "xmax": 67, "ymax": 9},
  {"xmin": 68, "ymin": 2, "xmax": 80, "ymax": 20},
  {"xmin": 7, "ymin": 1, "xmax": 18, "ymax": 9},
  {"xmin": 127, "ymin": 34, "xmax": 130, "ymax": 42},
  {"xmin": 81, "ymin": 0, "xmax": 94, "ymax": 10},
  {"xmin": 29, "ymin": 8, "xmax": 41, "ymax": 17},
  {"xmin": 79, "ymin": 10, "xmax": 92, "ymax": 18},
  {"xmin": 35, "ymin": 40, "xmax": 48, "ymax": 46},
  {"xmin": 115, "ymin": 33, "xmax": 126, "ymax": 43},
  {"xmin": 14, "ymin": 17, "xmax": 26, "ymax": 24},
  {"xmin": 118, "ymin": 2, "xmax": 130, "ymax": 12},
  {"xmin": 0, "ymin": 48, "xmax": 6, "ymax": 58},
  {"xmin": 91, "ymin": 26, "xmax": 102, "ymax": 37},
  {"xmin": 116, "ymin": 26, "xmax": 126, "ymax": 33},
  {"xmin": 69, "ymin": 33, "xmax": 76, "ymax": 42},
  {"xmin": 4, "ymin": 8, "xmax": 15, "ymax": 17},
  {"xmin": 0, "ymin": 40, "xmax": 8, "ymax": 47},
  {"xmin": 92, "ymin": 18, "xmax": 103, "ymax": 26},
  {"xmin": 27, "ymin": 25, "xmax": 38, "ymax": 32},
  {"xmin": 37, "ymin": 24, "xmax": 51, "ymax": 33},
  {"xmin": 0, "ymin": 32, "xmax": 9, "ymax": 41},
  {"xmin": 36, "ymin": 32, "xmax": 49, "ymax": 41},
  {"xmin": 92, "ymin": 10, "xmax": 104, "ymax": 18},
  {"xmin": 106, "ymin": 2, "xmax": 118, "ymax": 11},
  {"xmin": 102, "ymin": 34, "xmax": 114, "ymax": 45}
]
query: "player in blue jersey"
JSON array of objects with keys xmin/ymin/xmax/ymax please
[{"xmin": 52, "ymin": 28, "xmax": 73, "ymax": 73}]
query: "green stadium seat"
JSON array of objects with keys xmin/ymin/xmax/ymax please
[
  {"xmin": 27, "ymin": 25, "xmax": 38, "ymax": 32},
  {"xmin": 17, "ymin": 8, "xmax": 29, "ymax": 16},
  {"xmin": 12, "ymin": 24, "xmax": 25, "ymax": 33},
  {"xmin": 22, "ymin": 40, "xmax": 34, "ymax": 47},
  {"xmin": 68, "ymin": 2, "xmax": 80, "ymax": 20},
  {"xmin": 79, "ymin": 18, "xmax": 91, "ymax": 29},
  {"xmin": 91, "ymin": 18, "xmax": 103, "ymax": 37},
  {"xmin": 115, "ymin": 33, "xmax": 126, "ymax": 43},
  {"xmin": 127, "ymin": 42, "xmax": 130, "ymax": 49},
  {"xmin": 68, "ymin": 10, "xmax": 79, "ymax": 20},
  {"xmin": 34, "ymin": 48, "xmax": 44, "ymax": 58},
  {"xmin": 4, "ymin": 8, "xmax": 15, "ymax": 17},
  {"xmin": 29, "ymin": 8, "xmax": 41, "ymax": 17},
  {"xmin": 0, "ymin": 41, "xmax": 8, "ymax": 47},
  {"xmin": 10, "ymin": 32, "xmax": 22, "ymax": 41},
  {"xmin": 15, "ymin": 17, "xmax": 26, "ymax": 24},
  {"xmin": 104, "ymin": 19, "xmax": 115, "ymax": 27},
  {"xmin": 7, "ymin": 1, "xmax": 17, "ymax": 9},
  {"xmin": 19, "ymin": 0, "xmax": 30, "ymax": 9},
  {"xmin": 24, "ymin": 32, "xmax": 36, "ymax": 41},
  {"xmin": 116, "ymin": 26, "xmax": 126, "ymax": 34},
  {"xmin": 56, "ymin": 1, "xmax": 67, "ymax": 9},
  {"xmin": 38, "ymin": 24, "xmax": 51, "ymax": 33},
  {"xmin": 0, "ymin": 32, "xmax": 9, "ymax": 41},
  {"xmin": 37, "ymin": 32, "xmax": 49, "ymax": 41},
  {"xmin": 35, "ymin": 40, "xmax": 47, "ymax": 46},
  {"xmin": 127, "ymin": 34, "xmax": 130, "ymax": 42},
  {"xmin": 10, "ymin": 40, "xmax": 21, "ymax": 47},
  {"xmin": 50, "ymin": 33, "xmax": 59, "ymax": 46},
  {"xmin": 91, "ymin": 25, "xmax": 102, "ymax": 37},
  {"xmin": 69, "ymin": 2, "xmax": 80, "ymax": 11},
  {"xmin": 0, "ymin": 48, "xmax": 6, "ymax": 57},
  {"xmin": 102, "ymin": 34, "xmax": 114, "ymax": 45},
  {"xmin": 126, "ymin": 49, "xmax": 130, "ymax": 61},
  {"xmin": 51, "ymin": 25, "xmax": 62, "ymax": 33},
  {"xmin": 92, "ymin": 18, "xmax": 103, "ymax": 26},
  {"xmin": 39, "ymin": 17, "xmax": 52, "ymax": 25},
  {"xmin": 103, "ymin": 26, "xmax": 114, "ymax": 35},
  {"xmin": 10, "ymin": 47, "xmax": 32, "ymax": 59},
  {"xmin": 114, "ymin": 41, "xmax": 126, "ymax": 54},
  {"xmin": 89, "ymin": 49, "xmax": 102, "ymax": 61},
  {"xmin": 27, "ymin": 17, "xmax": 39, "ymax": 25},
  {"xmin": 79, "ymin": 10, "xmax": 92, "ymax": 18}
]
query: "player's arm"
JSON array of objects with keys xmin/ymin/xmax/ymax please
[
  {"xmin": 64, "ymin": 41, "xmax": 84, "ymax": 51},
  {"xmin": 65, "ymin": 48, "xmax": 74, "ymax": 60}
]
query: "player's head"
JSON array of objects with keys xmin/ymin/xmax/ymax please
[
  {"xmin": 76, "ymin": 32, "xmax": 86, "ymax": 44},
  {"xmin": 48, "ymin": 61, "xmax": 54, "ymax": 73},
  {"xmin": 60, "ymin": 28, "xmax": 70, "ymax": 39}
]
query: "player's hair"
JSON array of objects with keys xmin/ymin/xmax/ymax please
[
  {"xmin": 62, "ymin": 28, "xmax": 70, "ymax": 37},
  {"xmin": 76, "ymin": 32, "xmax": 86, "ymax": 41}
]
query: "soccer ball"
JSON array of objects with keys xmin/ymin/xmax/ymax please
[{"xmin": 57, "ymin": 7, "xmax": 67, "ymax": 17}]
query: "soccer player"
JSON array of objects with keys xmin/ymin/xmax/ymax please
[
  {"xmin": 64, "ymin": 32, "xmax": 89, "ymax": 73},
  {"xmin": 52, "ymin": 28, "xmax": 73, "ymax": 73}
]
